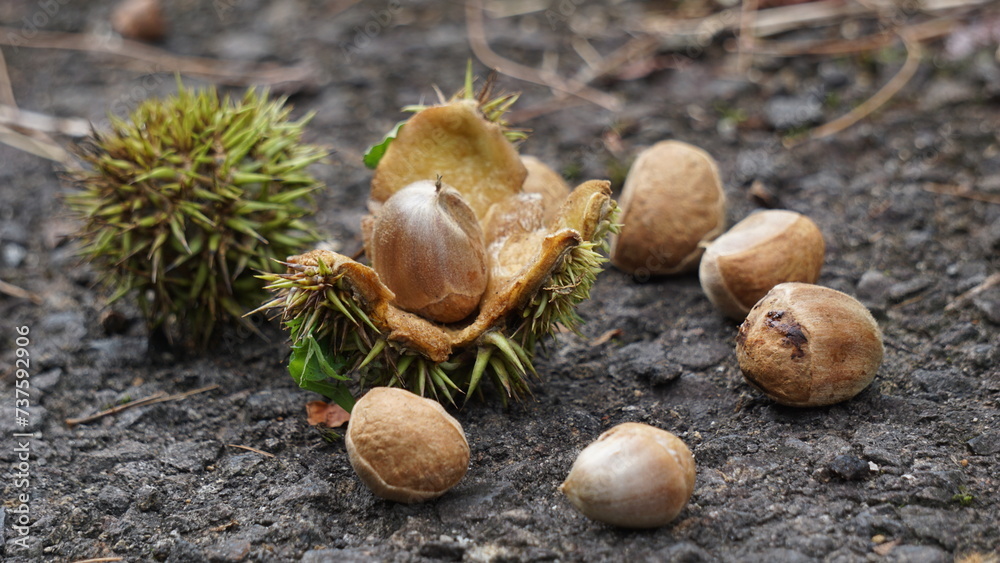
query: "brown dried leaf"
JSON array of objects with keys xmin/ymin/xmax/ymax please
[{"xmin": 306, "ymin": 401, "xmax": 351, "ymax": 428}]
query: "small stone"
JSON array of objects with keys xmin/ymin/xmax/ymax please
[
  {"xmin": 3, "ymin": 406, "xmax": 47, "ymax": 433},
  {"xmin": 274, "ymin": 474, "xmax": 333, "ymax": 504},
  {"xmin": 972, "ymin": 287, "xmax": 1000, "ymax": 325},
  {"xmin": 648, "ymin": 541, "xmax": 712, "ymax": 562},
  {"xmin": 2, "ymin": 242, "xmax": 27, "ymax": 267},
  {"xmin": 151, "ymin": 539, "xmax": 172, "ymax": 561},
  {"xmin": 856, "ymin": 270, "xmax": 894, "ymax": 307},
  {"xmin": 167, "ymin": 540, "xmax": 205, "ymax": 563},
  {"xmin": 610, "ymin": 341, "xmax": 682, "ymax": 386},
  {"xmin": 887, "ymin": 276, "xmax": 933, "ymax": 302},
  {"xmin": 301, "ymin": 548, "xmax": 381, "ymax": 563},
  {"xmin": 245, "ymin": 389, "xmax": 303, "ymax": 420},
  {"xmin": 755, "ymin": 548, "xmax": 812, "ymax": 563},
  {"xmin": 163, "ymin": 440, "xmax": 220, "ymax": 472},
  {"xmin": 207, "ymin": 539, "xmax": 252, "ymax": 563},
  {"xmin": 917, "ymin": 79, "xmax": 977, "ymax": 111},
  {"xmin": 32, "ymin": 368, "xmax": 62, "ymax": 392},
  {"xmin": 827, "ymin": 454, "xmax": 871, "ymax": 481},
  {"xmin": 218, "ymin": 453, "xmax": 263, "ymax": 478},
  {"xmin": 885, "ymin": 544, "xmax": 950, "ymax": 563},
  {"xmin": 97, "ymin": 485, "xmax": 131, "ymax": 516},
  {"xmin": 900, "ymin": 505, "xmax": 967, "ymax": 550},
  {"xmin": 818, "ymin": 62, "xmax": 849, "ymax": 89},
  {"xmin": 763, "ymin": 96, "xmax": 823, "ymax": 130},
  {"xmin": 967, "ymin": 431, "xmax": 1000, "ymax": 455},
  {"xmin": 135, "ymin": 484, "xmax": 160, "ymax": 512},
  {"xmin": 418, "ymin": 541, "xmax": 465, "ymax": 561},
  {"xmin": 862, "ymin": 446, "xmax": 902, "ymax": 467},
  {"xmin": 669, "ymin": 339, "xmax": 730, "ymax": 371}
]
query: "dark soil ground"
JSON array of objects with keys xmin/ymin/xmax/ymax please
[{"xmin": 1, "ymin": 1, "xmax": 999, "ymax": 561}]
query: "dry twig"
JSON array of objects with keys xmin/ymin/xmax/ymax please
[
  {"xmin": 0, "ymin": 48, "xmax": 15, "ymax": 106},
  {"xmin": 0, "ymin": 27, "xmax": 317, "ymax": 92},
  {"xmin": 749, "ymin": 18, "xmax": 957, "ymax": 56},
  {"xmin": 0, "ymin": 44, "xmax": 75, "ymax": 163},
  {"xmin": 923, "ymin": 182, "xmax": 1000, "ymax": 205},
  {"xmin": 945, "ymin": 273, "xmax": 1000, "ymax": 311},
  {"xmin": 634, "ymin": 0, "xmax": 991, "ymax": 46},
  {"xmin": 788, "ymin": 31, "xmax": 923, "ymax": 147},
  {"xmin": 0, "ymin": 278, "xmax": 43, "ymax": 304},
  {"xmin": 0, "ymin": 104, "xmax": 91, "ymax": 137},
  {"xmin": 464, "ymin": 0, "xmax": 620, "ymax": 113},
  {"xmin": 509, "ymin": 36, "xmax": 659, "ymax": 122},
  {"xmin": 590, "ymin": 328, "xmax": 623, "ymax": 347},
  {"xmin": 225, "ymin": 444, "xmax": 276, "ymax": 458},
  {"xmin": 66, "ymin": 385, "xmax": 220, "ymax": 428},
  {"xmin": 738, "ymin": 0, "xmax": 760, "ymax": 74}
]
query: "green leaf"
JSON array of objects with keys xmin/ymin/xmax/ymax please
[
  {"xmin": 289, "ymin": 334, "xmax": 350, "ymax": 383},
  {"xmin": 362, "ymin": 121, "xmax": 405, "ymax": 169},
  {"xmin": 287, "ymin": 333, "xmax": 356, "ymax": 411}
]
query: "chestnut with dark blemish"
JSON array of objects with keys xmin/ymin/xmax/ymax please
[{"xmin": 735, "ymin": 283, "xmax": 883, "ymax": 407}]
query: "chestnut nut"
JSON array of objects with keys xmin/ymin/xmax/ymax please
[
  {"xmin": 345, "ymin": 387, "xmax": 470, "ymax": 503},
  {"xmin": 559, "ymin": 422, "xmax": 696, "ymax": 528},
  {"xmin": 370, "ymin": 179, "xmax": 489, "ymax": 323},
  {"xmin": 736, "ymin": 282, "xmax": 884, "ymax": 407},
  {"xmin": 611, "ymin": 140, "xmax": 727, "ymax": 276},
  {"xmin": 700, "ymin": 209, "xmax": 825, "ymax": 320}
]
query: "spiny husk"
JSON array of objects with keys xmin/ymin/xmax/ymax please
[
  {"xmin": 258, "ymin": 180, "xmax": 618, "ymax": 407},
  {"xmin": 259, "ymin": 73, "xmax": 619, "ymax": 408},
  {"xmin": 67, "ymin": 83, "xmax": 326, "ymax": 349}
]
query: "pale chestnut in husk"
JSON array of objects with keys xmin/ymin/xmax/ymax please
[
  {"xmin": 700, "ymin": 210, "xmax": 825, "ymax": 320},
  {"xmin": 611, "ymin": 140, "xmax": 726, "ymax": 276},
  {"xmin": 371, "ymin": 179, "xmax": 489, "ymax": 323},
  {"xmin": 346, "ymin": 387, "xmax": 470, "ymax": 503},
  {"xmin": 736, "ymin": 282, "xmax": 884, "ymax": 407},
  {"xmin": 559, "ymin": 422, "xmax": 696, "ymax": 529}
]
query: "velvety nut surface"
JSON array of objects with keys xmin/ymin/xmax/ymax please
[
  {"xmin": 559, "ymin": 422, "xmax": 696, "ymax": 529},
  {"xmin": 346, "ymin": 387, "xmax": 470, "ymax": 503},
  {"xmin": 736, "ymin": 282, "xmax": 884, "ymax": 407},
  {"xmin": 371, "ymin": 179, "xmax": 489, "ymax": 323},
  {"xmin": 611, "ymin": 140, "xmax": 726, "ymax": 276},
  {"xmin": 700, "ymin": 210, "xmax": 825, "ymax": 319}
]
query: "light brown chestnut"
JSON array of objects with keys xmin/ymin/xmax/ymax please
[
  {"xmin": 700, "ymin": 210, "xmax": 825, "ymax": 320},
  {"xmin": 736, "ymin": 282, "xmax": 884, "ymax": 407},
  {"xmin": 611, "ymin": 140, "xmax": 726, "ymax": 276},
  {"xmin": 111, "ymin": 0, "xmax": 167, "ymax": 42},
  {"xmin": 370, "ymin": 179, "xmax": 488, "ymax": 323},
  {"xmin": 559, "ymin": 422, "xmax": 696, "ymax": 528},
  {"xmin": 345, "ymin": 387, "xmax": 470, "ymax": 503}
]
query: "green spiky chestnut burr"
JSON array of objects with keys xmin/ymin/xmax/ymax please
[
  {"xmin": 66, "ymin": 82, "xmax": 327, "ymax": 350},
  {"xmin": 256, "ymin": 69, "xmax": 620, "ymax": 410}
]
